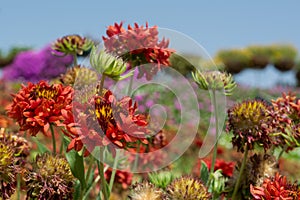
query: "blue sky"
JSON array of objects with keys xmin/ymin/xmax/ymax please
[{"xmin": 1, "ymin": 1, "xmax": 300, "ymax": 87}]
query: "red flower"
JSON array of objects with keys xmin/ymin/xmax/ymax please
[
  {"xmin": 104, "ymin": 168, "xmax": 133, "ymax": 189},
  {"xmin": 64, "ymin": 89, "xmax": 151, "ymax": 155},
  {"xmin": 103, "ymin": 22, "xmax": 174, "ymax": 80},
  {"xmin": 194, "ymin": 158, "xmax": 235, "ymax": 177},
  {"xmin": 7, "ymin": 81, "xmax": 73, "ymax": 136},
  {"xmin": 94, "ymin": 90, "xmax": 149, "ymax": 148},
  {"xmin": 251, "ymin": 173, "xmax": 300, "ymax": 200}
]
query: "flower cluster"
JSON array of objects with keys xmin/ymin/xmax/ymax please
[
  {"xmin": 251, "ymin": 173, "xmax": 300, "ymax": 199},
  {"xmin": 2, "ymin": 45, "xmax": 73, "ymax": 82},
  {"xmin": 105, "ymin": 168, "xmax": 133, "ymax": 189},
  {"xmin": 103, "ymin": 22, "xmax": 174, "ymax": 80},
  {"xmin": 7, "ymin": 81, "xmax": 74, "ymax": 136},
  {"xmin": 26, "ymin": 153, "xmax": 74, "ymax": 200},
  {"xmin": 227, "ymin": 99, "xmax": 272, "ymax": 152}
]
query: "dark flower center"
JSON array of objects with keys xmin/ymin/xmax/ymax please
[{"xmin": 34, "ymin": 86, "xmax": 58, "ymax": 100}]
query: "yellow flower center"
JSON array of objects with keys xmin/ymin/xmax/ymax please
[{"xmin": 34, "ymin": 86, "xmax": 58, "ymax": 100}]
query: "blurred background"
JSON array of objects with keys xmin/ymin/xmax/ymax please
[{"xmin": 1, "ymin": 1, "xmax": 300, "ymax": 88}]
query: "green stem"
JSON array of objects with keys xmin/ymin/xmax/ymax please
[
  {"xmin": 127, "ymin": 75, "xmax": 134, "ymax": 96},
  {"xmin": 97, "ymin": 147, "xmax": 109, "ymax": 200},
  {"xmin": 133, "ymin": 142, "xmax": 141, "ymax": 171},
  {"xmin": 109, "ymin": 150, "xmax": 120, "ymax": 192},
  {"xmin": 73, "ymin": 53, "xmax": 78, "ymax": 66},
  {"xmin": 50, "ymin": 124, "xmax": 56, "ymax": 155},
  {"xmin": 210, "ymin": 90, "xmax": 219, "ymax": 174},
  {"xmin": 83, "ymin": 175, "xmax": 101, "ymax": 200},
  {"xmin": 98, "ymin": 75, "xmax": 106, "ymax": 95},
  {"xmin": 232, "ymin": 146, "xmax": 248, "ymax": 200},
  {"xmin": 17, "ymin": 173, "xmax": 21, "ymax": 200}
]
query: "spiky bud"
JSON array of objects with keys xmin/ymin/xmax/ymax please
[
  {"xmin": 52, "ymin": 35, "xmax": 93, "ymax": 55},
  {"xmin": 90, "ymin": 47, "xmax": 133, "ymax": 81},
  {"xmin": 166, "ymin": 176, "xmax": 211, "ymax": 200},
  {"xmin": 128, "ymin": 181, "xmax": 165, "ymax": 200},
  {"xmin": 192, "ymin": 70, "xmax": 236, "ymax": 96}
]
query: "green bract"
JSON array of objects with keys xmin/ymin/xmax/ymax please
[
  {"xmin": 90, "ymin": 47, "xmax": 133, "ymax": 81},
  {"xmin": 192, "ymin": 70, "xmax": 236, "ymax": 96}
]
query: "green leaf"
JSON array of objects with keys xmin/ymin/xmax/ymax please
[
  {"xmin": 64, "ymin": 137, "xmax": 86, "ymax": 189},
  {"xmin": 200, "ymin": 161, "xmax": 209, "ymax": 184},
  {"xmin": 73, "ymin": 180, "xmax": 81, "ymax": 200},
  {"xmin": 31, "ymin": 137, "xmax": 50, "ymax": 153}
]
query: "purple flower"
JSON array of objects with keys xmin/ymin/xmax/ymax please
[{"xmin": 2, "ymin": 45, "xmax": 73, "ymax": 82}]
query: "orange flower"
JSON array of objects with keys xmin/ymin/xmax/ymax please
[
  {"xmin": 251, "ymin": 173, "xmax": 300, "ymax": 199},
  {"xmin": 7, "ymin": 81, "xmax": 73, "ymax": 136}
]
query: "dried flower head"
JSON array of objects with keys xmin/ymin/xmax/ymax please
[
  {"xmin": 192, "ymin": 70, "xmax": 236, "ymax": 95},
  {"xmin": 227, "ymin": 99, "xmax": 272, "ymax": 152},
  {"xmin": 166, "ymin": 176, "xmax": 211, "ymax": 200},
  {"xmin": 60, "ymin": 65, "xmax": 98, "ymax": 89},
  {"xmin": 0, "ymin": 143, "xmax": 16, "ymax": 199},
  {"xmin": 251, "ymin": 173, "xmax": 300, "ymax": 199},
  {"xmin": 0, "ymin": 131, "xmax": 30, "ymax": 199},
  {"xmin": 268, "ymin": 92, "xmax": 300, "ymax": 151},
  {"xmin": 52, "ymin": 35, "xmax": 93, "ymax": 55},
  {"xmin": 90, "ymin": 48, "xmax": 132, "ymax": 80},
  {"xmin": 7, "ymin": 81, "xmax": 74, "ymax": 136},
  {"xmin": 129, "ymin": 181, "xmax": 165, "ymax": 200},
  {"xmin": 26, "ymin": 153, "xmax": 74, "ymax": 200}
]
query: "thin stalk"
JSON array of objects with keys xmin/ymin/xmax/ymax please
[
  {"xmin": 73, "ymin": 53, "xmax": 78, "ymax": 66},
  {"xmin": 50, "ymin": 124, "xmax": 56, "ymax": 155},
  {"xmin": 232, "ymin": 146, "xmax": 248, "ymax": 200},
  {"xmin": 83, "ymin": 175, "xmax": 101, "ymax": 200},
  {"xmin": 59, "ymin": 133, "xmax": 64, "ymax": 154},
  {"xmin": 210, "ymin": 90, "xmax": 219, "ymax": 175},
  {"xmin": 97, "ymin": 147, "xmax": 109, "ymax": 200},
  {"xmin": 127, "ymin": 75, "xmax": 134, "ymax": 96},
  {"xmin": 17, "ymin": 173, "xmax": 21, "ymax": 200},
  {"xmin": 109, "ymin": 150, "xmax": 120, "ymax": 192},
  {"xmin": 98, "ymin": 75, "xmax": 106, "ymax": 95},
  {"xmin": 133, "ymin": 142, "xmax": 141, "ymax": 171}
]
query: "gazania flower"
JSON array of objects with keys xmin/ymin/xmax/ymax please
[
  {"xmin": 192, "ymin": 70, "xmax": 236, "ymax": 96},
  {"xmin": 103, "ymin": 22, "xmax": 174, "ymax": 80},
  {"xmin": 128, "ymin": 181, "xmax": 165, "ymax": 200},
  {"xmin": 7, "ymin": 81, "xmax": 74, "ymax": 136},
  {"xmin": 227, "ymin": 99, "xmax": 272, "ymax": 152},
  {"xmin": 251, "ymin": 173, "xmax": 300, "ymax": 199},
  {"xmin": 26, "ymin": 153, "xmax": 74, "ymax": 200},
  {"xmin": 52, "ymin": 34, "xmax": 93, "ymax": 55},
  {"xmin": 166, "ymin": 176, "xmax": 211, "ymax": 200},
  {"xmin": 268, "ymin": 92, "xmax": 300, "ymax": 151}
]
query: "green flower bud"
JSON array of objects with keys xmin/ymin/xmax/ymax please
[
  {"xmin": 192, "ymin": 70, "xmax": 236, "ymax": 96},
  {"xmin": 90, "ymin": 47, "xmax": 133, "ymax": 81}
]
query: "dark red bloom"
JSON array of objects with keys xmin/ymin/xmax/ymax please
[{"xmin": 7, "ymin": 81, "xmax": 73, "ymax": 136}]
